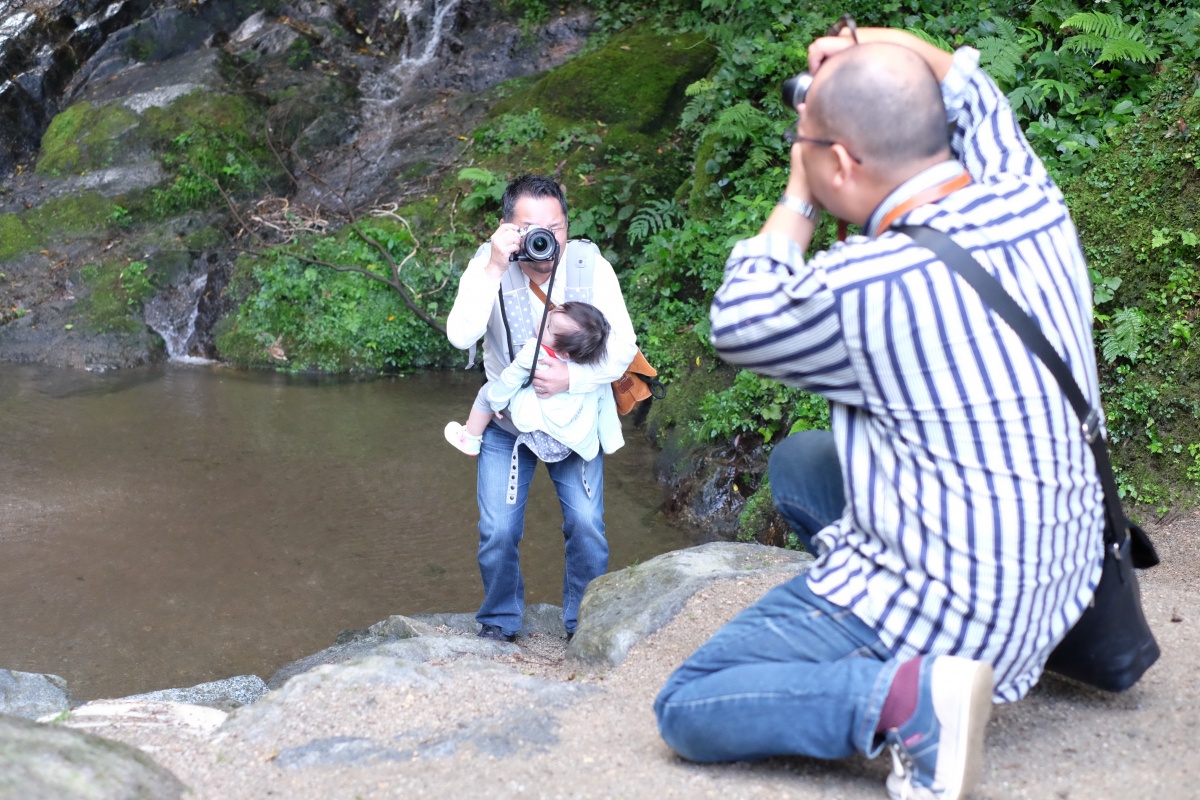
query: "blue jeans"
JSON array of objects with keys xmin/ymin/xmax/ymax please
[
  {"xmin": 655, "ymin": 429, "xmax": 899, "ymax": 762},
  {"xmin": 768, "ymin": 430, "xmax": 845, "ymax": 554},
  {"xmin": 475, "ymin": 422, "xmax": 608, "ymax": 636}
]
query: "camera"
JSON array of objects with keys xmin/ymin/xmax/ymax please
[
  {"xmin": 781, "ymin": 71, "xmax": 813, "ymax": 111},
  {"xmin": 510, "ymin": 226, "xmax": 559, "ymax": 263}
]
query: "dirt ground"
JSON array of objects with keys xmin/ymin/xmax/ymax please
[{"xmin": 84, "ymin": 512, "xmax": 1198, "ymax": 799}]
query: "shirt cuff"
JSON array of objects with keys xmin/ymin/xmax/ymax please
[{"xmin": 941, "ymin": 46, "xmax": 981, "ymax": 124}]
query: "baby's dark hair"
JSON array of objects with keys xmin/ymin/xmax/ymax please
[{"xmin": 553, "ymin": 302, "xmax": 609, "ymax": 365}]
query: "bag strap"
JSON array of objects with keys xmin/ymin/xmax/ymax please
[{"xmin": 895, "ymin": 225, "xmax": 1157, "ymax": 566}]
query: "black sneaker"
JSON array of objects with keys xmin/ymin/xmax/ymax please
[
  {"xmin": 477, "ymin": 624, "xmax": 516, "ymax": 643},
  {"xmin": 566, "ymin": 630, "xmax": 575, "ymax": 643}
]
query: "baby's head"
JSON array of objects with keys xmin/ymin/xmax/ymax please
[{"xmin": 545, "ymin": 302, "xmax": 609, "ymax": 365}]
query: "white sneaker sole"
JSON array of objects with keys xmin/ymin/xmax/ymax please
[{"xmin": 930, "ymin": 656, "xmax": 994, "ymax": 800}]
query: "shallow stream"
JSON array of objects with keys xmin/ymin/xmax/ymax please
[{"xmin": 0, "ymin": 364, "xmax": 690, "ymax": 700}]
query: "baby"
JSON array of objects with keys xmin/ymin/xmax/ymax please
[{"xmin": 445, "ymin": 301, "xmax": 617, "ymax": 462}]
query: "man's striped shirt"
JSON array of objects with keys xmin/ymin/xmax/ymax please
[{"xmin": 709, "ymin": 48, "xmax": 1105, "ymax": 702}]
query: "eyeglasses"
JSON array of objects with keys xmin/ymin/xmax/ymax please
[{"xmin": 784, "ymin": 130, "xmax": 864, "ymax": 164}]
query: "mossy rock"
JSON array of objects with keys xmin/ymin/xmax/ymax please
[
  {"xmin": 0, "ymin": 193, "xmax": 118, "ymax": 263},
  {"xmin": 35, "ymin": 102, "xmax": 139, "ymax": 177},
  {"xmin": 497, "ymin": 26, "xmax": 716, "ymax": 135}
]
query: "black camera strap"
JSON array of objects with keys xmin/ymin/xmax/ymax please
[
  {"xmin": 522, "ymin": 253, "xmax": 561, "ymax": 389},
  {"xmin": 895, "ymin": 224, "xmax": 1158, "ymax": 568}
]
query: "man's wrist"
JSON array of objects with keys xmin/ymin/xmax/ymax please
[{"xmin": 777, "ymin": 194, "xmax": 820, "ymax": 223}]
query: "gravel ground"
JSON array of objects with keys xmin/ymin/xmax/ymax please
[{"xmin": 82, "ymin": 513, "xmax": 1198, "ymax": 799}]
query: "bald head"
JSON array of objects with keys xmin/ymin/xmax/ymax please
[{"xmin": 807, "ymin": 43, "xmax": 950, "ymax": 177}]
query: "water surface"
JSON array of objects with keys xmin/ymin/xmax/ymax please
[{"xmin": 0, "ymin": 364, "xmax": 690, "ymax": 700}]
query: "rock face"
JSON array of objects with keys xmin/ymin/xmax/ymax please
[
  {"xmin": 0, "ymin": 669, "xmax": 73, "ymax": 720},
  {"xmin": 0, "ymin": 711, "xmax": 185, "ymax": 800},
  {"xmin": 0, "ymin": 0, "xmax": 598, "ymax": 368},
  {"xmin": 568, "ymin": 541, "xmax": 811, "ymax": 669}
]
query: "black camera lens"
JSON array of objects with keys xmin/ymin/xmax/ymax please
[
  {"xmin": 516, "ymin": 226, "xmax": 557, "ymax": 262},
  {"xmin": 781, "ymin": 72, "xmax": 813, "ymax": 110}
]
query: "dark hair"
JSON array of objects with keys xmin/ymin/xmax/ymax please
[
  {"xmin": 553, "ymin": 302, "xmax": 609, "ymax": 365},
  {"xmin": 501, "ymin": 175, "xmax": 568, "ymax": 222}
]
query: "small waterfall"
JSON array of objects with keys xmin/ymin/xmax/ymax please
[
  {"xmin": 143, "ymin": 273, "xmax": 215, "ymax": 364},
  {"xmin": 393, "ymin": 0, "xmax": 463, "ymax": 71}
]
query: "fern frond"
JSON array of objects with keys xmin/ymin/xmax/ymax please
[
  {"xmin": 977, "ymin": 31, "xmax": 1026, "ymax": 86},
  {"xmin": 686, "ymin": 78, "xmax": 716, "ymax": 97},
  {"xmin": 1028, "ymin": 0, "xmax": 1080, "ymax": 28},
  {"xmin": 1061, "ymin": 10, "xmax": 1125, "ymax": 39},
  {"xmin": 704, "ymin": 102, "xmax": 771, "ymax": 143},
  {"xmin": 1101, "ymin": 307, "xmax": 1145, "ymax": 363},
  {"xmin": 1096, "ymin": 35, "xmax": 1162, "ymax": 65},
  {"xmin": 1061, "ymin": 12, "xmax": 1162, "ymax": 65},
  {"xmin": 627, "ymin": 199, "xmax": 685, "ymax": 244}
]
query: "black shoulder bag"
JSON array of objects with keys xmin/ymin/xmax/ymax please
[{"xmin": 897, "ymin": 225, "xmax": 1160, "ymax": 693}]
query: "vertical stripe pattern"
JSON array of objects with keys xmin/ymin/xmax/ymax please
[{"xmin": 709, "ymin": 48, "xmax": 1104, "ymax": 702}]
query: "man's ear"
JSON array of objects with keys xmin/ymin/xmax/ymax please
[{"xmin": 828, "ymin": 143, "xmax": 860, "ymax": 190}]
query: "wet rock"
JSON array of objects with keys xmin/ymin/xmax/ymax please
[
  {"xmin": 568, "ymin": 542, "xmax": 811, "ymax": 669},
  {"xmin": 0, "ymin": 711, "xmax": 185, "ymax": 800},
  {"xmin": 118, "ymin": 675, "xmax": 268, "ymax": 711},
  {"xmin": 0, "ymin": 301, "xmax": 166, "ymax": 370},
  {"xmin": 0, "ymin": 670, "xmax": 72, "ymax": 720}
]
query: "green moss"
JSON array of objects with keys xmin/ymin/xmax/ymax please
[
  {"xmin": 495, "ymin": 26, "xmax": 715, "ymax": 134},
  {"xmin": 183, "ymin": 227, "xmax": 224, "ymax": 251},
  {"xmin": 36, "ymin": 102, "xmax": 139, "ymax": 176},
  {"xmin": 0, "ymin": 215, "xmax": 38, "ymax": 261},
  {"xmin": 0, "ymin": 193, "xmax": 117, "ymax": 262},
  {"xmin": 1061, "ymin": 56, "xmax": 1200, "ymax": 510},
  {"xmin": 75, "ymin": 259, "xmax": 160, "ymax": 333}
]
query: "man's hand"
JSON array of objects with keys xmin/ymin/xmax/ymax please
[
  {"xmin": 485, "ymin": 221, "xmax": 524, "ymax": 278},
  {"xmin": 807, "ymin": 33, "xmax": 857, "ymax": 75},
  {"xmin": 531, "ymin": 354, "xmax": 569, "ymax": 398}
]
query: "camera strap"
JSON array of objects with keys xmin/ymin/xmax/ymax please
[{"xmin": 521, "ymin": 256, "xmax": 560, "ymax": 389}]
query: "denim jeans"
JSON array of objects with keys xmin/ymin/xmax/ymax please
[
  {"xmin": 475, "ymin": 422, "xmax": 608, "ymax": 636},
  {"xmin": 655, "ymin": 429, "xmax": 900, "ymax": 762},
  {"xmin": 768, "ymin": 430, "xmax": 845, "ymax": 554},
  {"xmin": 654, "ymin": 576, "xmax": 899, "ymax": 762}
]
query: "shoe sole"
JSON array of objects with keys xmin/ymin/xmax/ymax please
[
  {"xmin": 444, "ymin": 422, "xmax": 480, "ymax": 456},
  {"xmin": 931, "ymin": 656, "xmax": 994, "ymax": 800}
]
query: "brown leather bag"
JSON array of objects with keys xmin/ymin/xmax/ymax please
[{"xmin": 612, "ymin": 349, "xmax": 665, "ymax": 415}]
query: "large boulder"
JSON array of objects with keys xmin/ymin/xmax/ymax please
[
  {"xmin": 568, "ymin": 542, "xmax": 811, "ymax": 669},
  {"xmin": 0, "ymin": 669, "xmax": 72, "ymax": 720},
  {"xmin": 0, "ymin": 712, "xmax": 185, "ymax": 800}
]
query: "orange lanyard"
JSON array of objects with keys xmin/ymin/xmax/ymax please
[
  {"xmin": 876, "ymin": 170, "xmax": 973, "ymax": 234},
  {"xmin": 836, "ymin": 170, "xmax": 973, "ymax": 241}
]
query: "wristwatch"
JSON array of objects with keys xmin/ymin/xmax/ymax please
[{"xmin": 777, "ymin": 194, "xmax": 820, "ymax": 223}]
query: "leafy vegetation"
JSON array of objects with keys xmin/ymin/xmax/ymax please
[
  {"xmin": 215, "ymin": 216, "xmax": 459, "ymax": 372},
  {"xmin": 68, "ymin": 0, "xmax": 1192, "ymax": 527}
]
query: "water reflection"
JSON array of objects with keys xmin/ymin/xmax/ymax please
[{"xmin": 0, "ymin": 363, "xmax": 689, "ymax": 700}]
